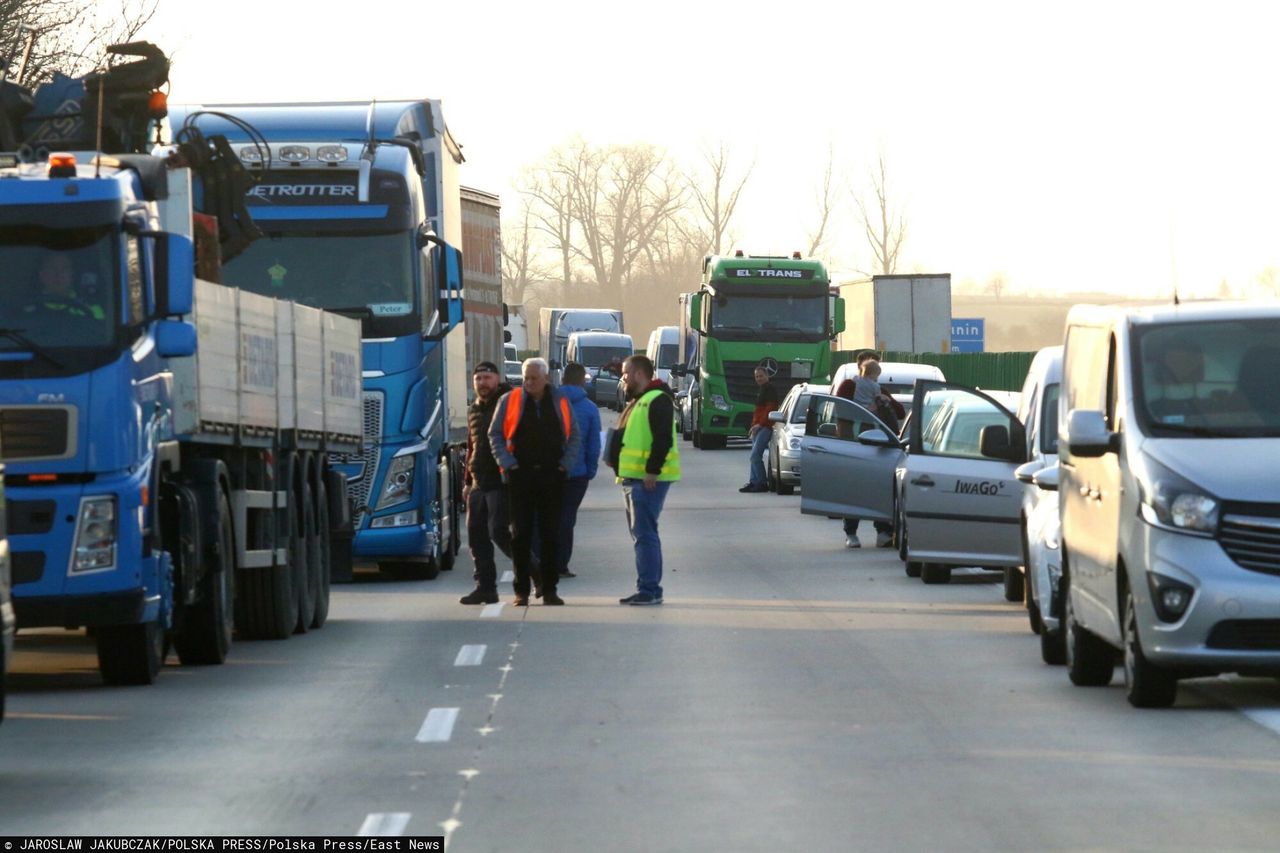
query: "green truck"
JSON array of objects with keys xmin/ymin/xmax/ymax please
[{"xmin": 676, "ymin": 253, "xmax": 845, "ymax": 449}]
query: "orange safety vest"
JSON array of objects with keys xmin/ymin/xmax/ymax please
[{"xmin": 501, "ymin": 388, "xmax": 572, "ymax": 455}]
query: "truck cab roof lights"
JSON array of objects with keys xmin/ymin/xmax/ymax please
[
  {"xmin": 147, "ymin": 90, "xmax": 168, "ymax": 119},
  {"xmin": 48, "ymin": 153, "xmax": 77, "ymax": 178},
  {"xmin": 239, "ymin": 146, "xmax": 265, "ymax": 163},
  {"xmin": 793, "ymin": 251, "xmax": 802, "ymax": 259},
  {"xmin": 279, "ymin": 145, "xmax": 310, "ymax": 162},
  {"xmin": 316, "ymin": 145, "xmax": 349, "ymax": 163}
]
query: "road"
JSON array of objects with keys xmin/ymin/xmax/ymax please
[{"xmin": 4, "ymin": 419, "xmax": 1280, "ymax": 850}]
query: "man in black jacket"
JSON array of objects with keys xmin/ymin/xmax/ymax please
[{"xmin": 460, "ymin": 361, "xmax": 512, "ymax": 604}]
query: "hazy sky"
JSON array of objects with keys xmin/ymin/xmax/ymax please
[{"xmin": 140, "ymin": 0, "xmax": 1280, "ymax": 299}]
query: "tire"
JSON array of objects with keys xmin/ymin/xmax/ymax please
[
  {"xmin": 238, "ymin": 476, "xmax": 299, "ymax": 641},
  {"xmin": 379, "ymin": 560, "xmax": 439, "ymax": 581},
  {"xmin": 702, "ymin": 434, "xmax": 726, "ymax": 450},
  {"xmin": 1003, "ymin": 567, "xmax": 1025, "ymax": 602},
  {"xmin": 1063, "ymin": 570, "xmax": 1115, "ymax": 687},
  {"xmin": 681, "ymin": 410, "xmax": 692, "ymax": 441},
  {"xmin": 97, "ymin": 620, "xmax": 164, "ymax": 686},
  {"xmin": 1028, "ymin": 598, "xmax": 1044, "ymax": 636},
  {"xmin": 921, "ymin": 563, "xmax": 951, "ymax": 584},
  {"xmin": 174, "ymin": 489, "xmax": 235, "ymax": 665},
  {"xmin": 766, "ymin": 454, "xmax": 778, "ymax": 492},
  {"xmin": 310, "ymin": 477, "xmax": 331, "ymax": 630},
  {"xmin": 1040, "ymin": 627, "xmax": 1066, "ymax": 665},
  {"xmin": 1123, "ymin": 586, "xmax": 1178, "ymax": 707},
  {"xmin": 898, "ymin": 514, "xmax": 923, "ymax": 577},
  {"xmin": 294, "ymin": 481, "xmax": 318, "ymax": 634},
  {"xmin": 777, "ymin": 480, "xmax": 795, "ymax": 497}
]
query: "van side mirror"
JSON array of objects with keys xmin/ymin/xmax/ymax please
[
  {"xmin": 1066, "ymin": 410, "xmax": 1118, "ymax": 457},
  {"xmin": 152, "ymin": 232, "xmax": 194, "ymax": 316},
  {"xmin": 1014, "ymin": 461, "xmax": 1044, "ymax": 484}
]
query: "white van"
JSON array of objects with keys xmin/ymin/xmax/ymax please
[
  {"xmin": 1059, "ymin": 301, "xmax": 1280, "ymax": 707},
  {"xmin": 647, "ymin": 326, "xmax": 679, "ymax": 384}
]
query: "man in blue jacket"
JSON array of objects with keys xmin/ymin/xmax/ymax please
[{"xmin": 558, "ymin": 362, "xmax": 602, "ymax": 578}]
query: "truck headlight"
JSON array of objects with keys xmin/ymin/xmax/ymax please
[
  {"xmin": 1136, "ymin": 459, "xmax": 1218, "ymax": 536},
  {"xmin": 377, "ymin": 455, "xmax": 415, "ymax": 509},
  {"xmin": 711, "ymin": 394, "xmax": 730, "ymax": 412},
  {"xmin": 72, "ymin": 497, "xmax": 116, "ymax": 572}
]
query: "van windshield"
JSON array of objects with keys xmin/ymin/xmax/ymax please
[{"xmin": 1135, "ymin": 319, "xmax": 1280, "ymax": 437}]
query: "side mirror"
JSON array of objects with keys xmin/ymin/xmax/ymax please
[
  {"xmin": 690, "ymin": 292, "xmax": 705, "ymax": 333},
  {"xmin": 833, "ymin": 296, "xmax": 846, "ymax": 336},
  {"xmin": 671, "ymin": 363, "xmax": 687, "ymax": 378},
  {"xmin": 155, "ymin": 319, "xmax": 197, "ymax": 358},
  {"xmin": 817, "ymin": 423, "xmax": 838, "ymax": 437},
  {"xmin": 1033, "ymin": 464, "xmax": 1060, "ymax": 492},
  {"xmin": 1014, "ymin": 460, "xmax": 1044, "ymax": 484},
  {"xmin": 856, "ymin": 428, "xmax": 895, "ymax": 447},
  {"xmin": 153, "ymin": 232, "xmax": 194, "ymax": 316},
  {"xmin": 502, "ymin": 303, "xmax": 510, "ymax": 325},
  {"xmin": 979, "ymin": 424, "xmax": 1017, "ymax": 461},
  {"xmin": 1066, "ymin": 409, "xmax": 1118, "ymax": 457},
  {"xmin": 767, "ymin": 410, "xmax": 785, "ymax": 424}
]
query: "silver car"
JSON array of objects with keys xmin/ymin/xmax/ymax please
[{"xmin": 766, "ymin": 382, "xmax": 826, "ymax": 495}]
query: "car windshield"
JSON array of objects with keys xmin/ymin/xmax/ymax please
[
  {"xmin": 709, "ymin": 293, "xmax": 826, "ymax": 341},
  {"xmin": 222, "ymin": 231, "xmax": 418, "ymax": 337},
  {"xmin": 0, "ymin": 225, "xmax": 119, "ymax": 351},
  {"xmin": 577, "ymin": 346, "xmax": 631, "ymax": 367},
  {"xmin": 1135, "ymin": 319, "xmax": 1280, "ymax": 437}
]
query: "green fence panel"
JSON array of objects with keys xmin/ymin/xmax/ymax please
[{"xmin": 833, "ymin": 351, "xmax": 1037, "ymax": 392}]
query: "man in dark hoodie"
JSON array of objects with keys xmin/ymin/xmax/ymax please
[
  {"xmin": 607, "ymin": 354, "xmax": 680, "ymax": 606},
  {"xmin": 460, "ymin": 361, "xmax": 512, "ymax": 605}
]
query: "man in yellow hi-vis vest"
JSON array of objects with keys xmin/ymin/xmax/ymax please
[{"xmin": 606, "ymin": 354, "xmax": 680, "ymax": 606}]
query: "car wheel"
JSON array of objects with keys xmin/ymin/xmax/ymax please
[
  {"xmin": 1123, "ymin": 585, "xmax": 1178, "ymax": 707},
  {"xmin": 1040, "ymin": 626, "xmax": 1066, "ymax": 665},
  {"xmin": 1003, "ymin": 566, "xmax": 1024, "ymax": 602},
  {"xmin": 1027, "ymin": 598, "xmax": 1044, "ymax": 636},
  {"xmin": 898, "ymin": 513, "xmax": 923, "ymax": 577},
  {"xmin": 1063, "ymin": 568, "xmax": 1115, "ymax": 687}
]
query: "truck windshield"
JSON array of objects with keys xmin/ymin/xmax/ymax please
[
  {"xmin": 709, "ymin": 294, "xmax": 826, "ymax": 341},
  {"xmin": 0, "ymin": 225, "xmax": 119, "ymax": 362},
  {"xmin": 1135, "ymin": 319, "xmax": 1280, "ymax": 437},
  {"xmin": 222, "ymin": 231, "xmax": 419, "ymax": 337}
]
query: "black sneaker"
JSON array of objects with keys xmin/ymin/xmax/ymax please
[
  {"xmin": 460, "ymin": 589, "xmax": 498, "ymax": 605},
  {"xmin": 619, "ymin": 592, "xmax": 663, "ymax": 606},
  {"xmin": 739, "ymin": 483, "xmax": 766, "ymax": 493},
  {"xmin": 542, "ymin": 592, "xmax": 565, "ymax": 605},
  {"xmin": 559, "ymin": 569, "xmax": 577, "ymax": 578}
]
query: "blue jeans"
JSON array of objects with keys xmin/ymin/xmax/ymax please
[
  {"xmin": 623, "ymin": 479, "xmax": 671, "ymax": 598},
  {"xmin": 749, "ymin": 428, "xmax": 770, "ymax": 486},
  {"xmin": 558, "ymin": 476, "xmax": 591, "ymax": 573}
]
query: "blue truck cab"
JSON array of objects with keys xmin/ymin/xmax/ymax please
[
  {"xmin": 0, "ymin": 153, "xmax": 198, "ymax": 679},
  {"xmin": 166, "ymin": 102, "xmax": 467, "ymax": 579}
]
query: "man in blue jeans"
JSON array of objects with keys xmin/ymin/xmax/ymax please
[
  {"xmin": 607, "ymin": 354, "xmax": 680, "ymax": 605},
  {"xmin": 557, "ymin": 362, "xmax": 602, "ymax": 578},
  {"xmin": 740, "ymin": 366, "xmax": 779, "ymax": 493}
]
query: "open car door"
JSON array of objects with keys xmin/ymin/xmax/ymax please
[{"xmin": 799, "ymin": 394, "xmax": 904, "ymax": 522}]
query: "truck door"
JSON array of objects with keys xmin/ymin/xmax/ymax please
[
  {"xmin": 901, "ymin": 381, "xmax": 1026, "ymax": 566},
  {"xmin": 799, "ymin": 394, "xmax": 902, "ymax": 521}
]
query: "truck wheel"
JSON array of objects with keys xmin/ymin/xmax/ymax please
[
  {"xmin": 174, "ymin": 490, "xmax": 235, "ymax": 665},
  {"xmin": 1003, "ymin": 567, "xmax": 1025, "ymax": 602},
  {"xmin": 1063, "ymin": 570, "xmax": 1115, "ymax": 687},
  {"xmin": 97, "ymin": 620, "xmax": 164, "ymax": 686},
  {"xmin": 294, "ymin": 481, "xmax": 319, "ymax": 634},
  {"xmin": 1123, "ymin": 586, "xmax": 1178, "ymax": 707},
  {"xmin": 702, "ymin": 434, "xmax": 726, "ymax": 450},
  {"xmin": 239, "ymin": 483, "xmax": 299, "ymax": 641},
  {"xmin": 310, "ymin": 477, "xmax": 331, "ymax": 630},
  {"xmin": 920, "ymin": 563, "xmax": 951, "ymax": 584}
]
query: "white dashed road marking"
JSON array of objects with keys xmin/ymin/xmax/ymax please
[
  {"xmin": 480, "ymin": 603, "xmax": 504, "ymax": 618},
  {"xmin": 415, "ymin": 708, "xmax": 460, "ymax": 743},
  {"xmin": 454, "ymin": 645, "xmax": 487, "ymax": 666},
  {"xmin": 358, "ymin": 813, "xmax": 411, "ymax": 836}
]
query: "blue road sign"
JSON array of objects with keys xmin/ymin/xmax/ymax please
[{"xmin": 951, "ymin": 318, "xmax": 984, "ymax": 353}]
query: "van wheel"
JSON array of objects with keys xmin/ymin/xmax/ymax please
[
  {"xmin": 1040, "ymin": 627, "xmax": 1067, "ymax": 665},
  {"xmin": 97, "ymin": 620, "xmax": 164, "ymax": 686},
  {"xmin": 1003, "ymin": 567, "xmax": 1024, "ymax": 602},
  {"xmin": 1123, "ymin": 587, "xmax": 1178, "ymax": 707},
  {"xmin": 1064, "ymin": 573, "xmax": 1115, "ymax": 687},
  {"xmin": 921, "ymin": 563, "xmax": 951, "ymax": 584}
]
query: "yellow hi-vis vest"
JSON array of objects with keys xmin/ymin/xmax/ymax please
[{"xmin": 616, "ymin": 389, "xmax": 681, "ymax": 482}]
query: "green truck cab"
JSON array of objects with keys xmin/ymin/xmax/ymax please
[{"xmin": 676, "ymin": 253, "xmax": 845, "ymax": 449}]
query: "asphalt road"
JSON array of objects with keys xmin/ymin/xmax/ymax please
[{"xmin": 5, "ymin": 418, "xmax": 1280, "ymax": 851}]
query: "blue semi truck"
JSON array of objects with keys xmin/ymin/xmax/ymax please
[
  {"xmin": 0, "ymin": 44, "xmax": 363, "ymax": 684},
  {"xmin": 165, "ymin": 101, "xmax": 467, "ymax": 579}
]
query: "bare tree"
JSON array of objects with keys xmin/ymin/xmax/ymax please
[
  {"xmin": 806, "ymin": 144, "xmax": 836, "ymax": 258},
  {"xmin": 985, "ymin": 273, "xmax": 1007, "ymax": 299},
  {"xmin": 1257, "ymin": 267, "xmax": 1280, "ymax": 296},
  {"xmin": 2, "ymin": 0, "xmax": 158, "ymax": 87},
  {"xmin": 521, "ymin": 144, "xmax": 580, "ymax": 295},
  {"xmin": 688, "ymin": 141, "xmax": 753, "ymax": 256},
  {"xmin": 854, "ymin": 152, "xmax": 908, "ymax": 275},
  {"xmin": 500, "ymin": 198, "xmax": 553, "ymax": 309}
]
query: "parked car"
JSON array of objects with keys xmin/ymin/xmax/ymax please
[
  {"xmin": 765, "ymin": 382, "xmax": 827, "ymax": 495},
  {"xmin": 830, "ymin": 361, "xmax": 945, "ymax": 416},
  {"xmin": 1017, "ymin": 462, "xmax": 1064, "ymax": 664},
  {"xmin": 505, "ymin": 360, "xmax": 524, "ymax": 388},
  {"xmin": 1010, "ymin": 346, "xmax": 1064, "ymax": 648},
  {"xmin": 1059, "ymin": 301, "xmax": 1280, "ymax": 708}
]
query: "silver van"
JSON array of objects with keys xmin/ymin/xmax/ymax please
[{"xmin": 1059, "ymin": 301, "xmax": 1280, "ymax": 707}]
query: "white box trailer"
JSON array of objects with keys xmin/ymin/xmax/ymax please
[{"xmin": 837, "ymin": 274, "xmax": 953, "ymax": 354}]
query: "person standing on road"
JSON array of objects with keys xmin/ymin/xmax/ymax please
[
  {"xmin": 557, "ymin": 362, "xmax": 602, "ymax": 579},
  {"xmin": 835, "ymin": 356, "xmax": 901, "ymax": 549},
  {"xmin": 607, "ymin": 354, "xmax": 680, "ymax": 606},
  {"xmin": 740, "ymin": 365, "xmax": 780, "ymax": 493},
  {"xmin": 460, "ymin": 361, "xmax": 513, "ymax": 605},
  {"xmin": 489, "ymin": 358, "xmax": 581, "ymax": 606}
]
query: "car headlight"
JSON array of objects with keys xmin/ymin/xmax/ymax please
[
  {"xmin": 788, "ymin": 437, "xmax": 801, "ymax": 451},
  {"xmin": 1135, "ymin": 458, "xmax": 1218, "ymax": 537},
  {"xmin": 72, "ymin": 496, "xmax": 116, "ymax": 572},
  {"xmin": 377, "ymin": 455, "xmax": 416, "ymax": 509},
  {"xmin": 711, "ymin": 393, "xmax": 730, "ymax": 411}
]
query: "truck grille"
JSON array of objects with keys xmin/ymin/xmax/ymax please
[
  {"xmin": 722, "ymin": 361, "xmax": 806, "ymax": 404},
  {"xmin": 0, "ymin": 407, "xmax": 73, "ymax": 461},
  {"xmin": 1219, "ymin": 504, "xmax": 1280, "ymax": 576},
  {"xmin": 346, "ymin": 392, "xmax": 384, "ymax": 528},
  {"xmin": 1206, "ymin": 620, "xmax": 1280, "ymax": 650}
]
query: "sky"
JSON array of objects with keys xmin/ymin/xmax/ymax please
[{"xmin": 137, "ymin": 0, "xmax": 1280, "ymax": 299}]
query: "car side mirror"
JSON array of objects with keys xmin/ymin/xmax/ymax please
[
  {"xmin": 856, "ymin": 428, "xmax": 895, "ymax": 447},
  {"xmin": 979, "ymin": 424, "xmax": 1016, "ymax": 461},
  {"xmin": 1066, "ymin": 409, "xmax": 1118, "ymax": 457},
  {"xmin": 1014, "ymin": 460, "xmax": 1044, "ymax": 484},
  {"xmin": 767, "ymin": 411, "xmax": 785, "ymax": 424},
  {"xmin": 1033, "ymin": 464, "xmax": 1060, "ymax": 492}
]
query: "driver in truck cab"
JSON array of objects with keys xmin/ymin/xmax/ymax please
[{"xmin": 23, "ymin": 253, "xmax": 105, "ymax": 321}]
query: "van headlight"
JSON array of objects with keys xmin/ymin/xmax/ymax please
[
  {"xmin": 1136, "ymin": 459, "xmax": 1219, "ymax": 537},
  {"xmin": 72, "ymin": 497, "xmax": 116, "ymax": 572},
  {"xmin": 377, "ymin": 455, "xmax": 415, "ymax": 509}
]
